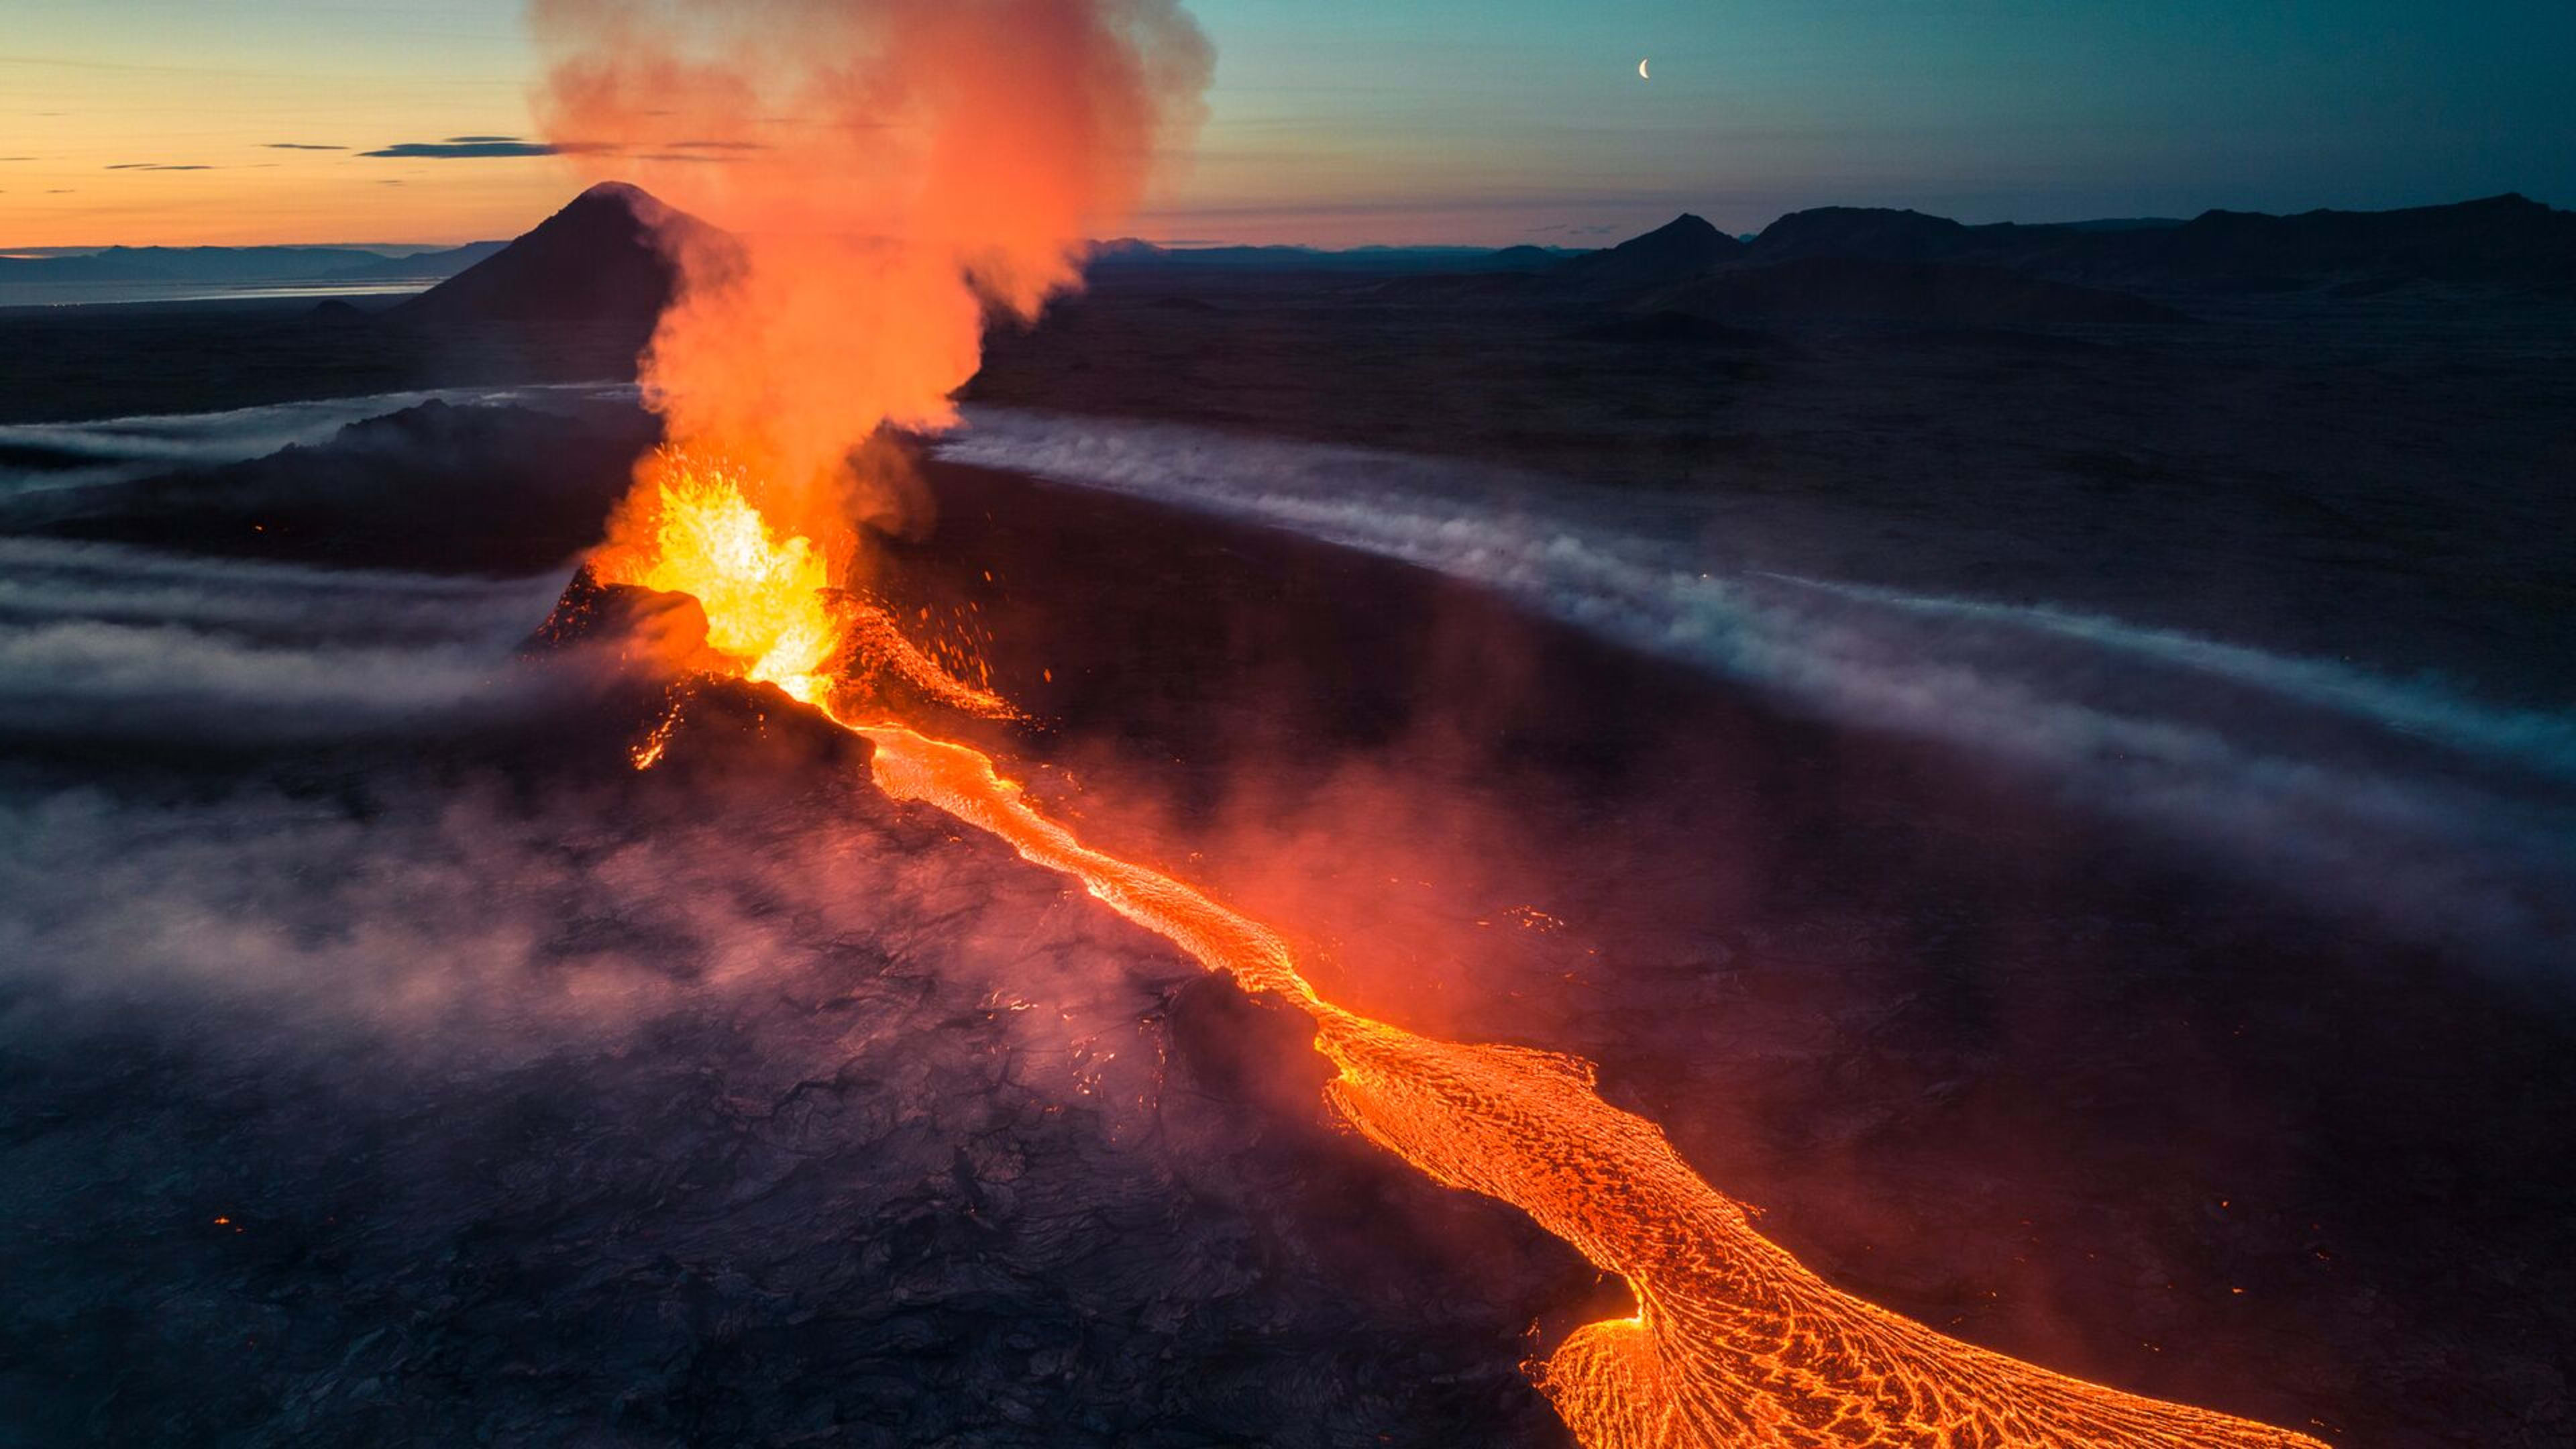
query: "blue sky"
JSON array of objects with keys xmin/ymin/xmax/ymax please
[{"xmin": 3, "ymin": 0, "xmax": 2569, "ymax": 246}]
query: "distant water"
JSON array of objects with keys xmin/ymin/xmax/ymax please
[{"xmin": 0, "ymin": 278, "xmax": 433, "ymax": 309}]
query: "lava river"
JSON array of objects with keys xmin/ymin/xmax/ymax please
[{"xmin": 600, "ymin": 456, "xmax": 2327, "ymax": 1449}]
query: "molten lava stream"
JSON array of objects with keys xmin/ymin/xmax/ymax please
[
  {"xmin": 606, "ymin": 460, "xmax": 2328, "ymax": 1449},
  {"xmin": 843, "ymin": 718, "xmax": 2324, "ymax": 1449}
]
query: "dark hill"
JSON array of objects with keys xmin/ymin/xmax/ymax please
[
  {"xmin": 1741, "ymin": 194, "xmax": 2576, "ymax": 294},
  {"xmin": 2140, "ymin": 193, "xmax": 2576, "ymax": 290},
  {"xmin": 1091, "ymin": 240, "xmax": 1574, "ymax": 274},
  {"xmin": 323, "ymin": 239, "xmax": 508, "ymax": 282},
  {"xmin": 390, "ymin": 182, "xmax": 724, "ymax": 341},
  {"xmin": 1747, "ymin": 207, "xmax": 1978, "ymax": 264},
  {"xmin": 1557, "ymin": 213, "xmax": 1745, "ymax": 292},
  {"xmin": 0, "ymin": 245, "xmax": 400, "ymax": 285},
  {"xmin": 1743, "ymin": 208, "xmax": 2137, "ymax": 280}
]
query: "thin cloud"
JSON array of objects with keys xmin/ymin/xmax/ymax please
[
  {"xmin": 265, "ymin": 142, "xmax": 347, "ymax": 151},
  {"xmin": 362, "ymin": 134, "xmax": 645, "ymax": 160},
  {"xmin": 0, "ymin": 53, "xmax": 282, "ymax": 76},
  {"xmin": 105, "ymin": 162, "xmax": 217, "ymax": 171},
  {"xmin": 362, "ymin": 140, "xmax": 557, "ymax": 159}
]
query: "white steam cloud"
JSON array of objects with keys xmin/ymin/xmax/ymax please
[
  {"xmin": 0, "ymin": 536, "xmax": 1176, "ymax": 1093},
  {"xmin": 0, "ymin": 537, "xmax": 570, "ymax": 742}
]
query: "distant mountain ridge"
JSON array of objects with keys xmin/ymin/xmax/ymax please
[
  {"xmin": 1090, "ymin": 238, "xmax": 1576, "ymax": 273},
  {"xmin": 1558, "ymin": 214, "xmax": 1745, "ymax": 292},
  {"xmin": 1506, "ymin": 192, "xmax": 2576, "ymax": 326},
  {"xmin": 1739, "ymin": 193, "xmax": 2576, "ymax": 294},
  {"xmin": 323, "ymin": 241, "xmax": 509, "ymax": 281},
  {"xmin": 356, "ymin": 184, "xmax": 2576, "ymax": 345},
  {"xmin": 21, "ymin": 189, "xmax": 2567, "ymax": 296},
  {"xmin": 0, "ymin": 241, "xmax": 505, "ymax": 288}
]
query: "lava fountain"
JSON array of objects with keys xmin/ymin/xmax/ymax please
[
  {"xmin": 591, "ymin": 463, "xmax": 2330, "ymax": 1449},
  {"xmin": 532, "ymin": 0, "xmax": 1216, "ymax": 556}
]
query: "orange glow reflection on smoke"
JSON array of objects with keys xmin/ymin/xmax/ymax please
[{"xmin": 531, "ymin": 0, "xmax": 1214, "ymax": 551}]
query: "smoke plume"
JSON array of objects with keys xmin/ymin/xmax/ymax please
[{"xmin": 529, "ymin": 0, "xmax": 1214, "ymax": 555}]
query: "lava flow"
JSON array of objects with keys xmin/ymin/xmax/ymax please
[{"xmin": 596, "ymin": 456, "xmax": 2328, "ymax": 1448}]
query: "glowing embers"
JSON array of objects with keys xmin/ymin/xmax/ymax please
[
  {"xmin": 630, "ymin": 699, "xmax": 680, "ymax": 770},
  {"xmin": 600, "ymin": 455, "xmax": 2327, "ymax": 1449},
  {"xmin": 828, "ymin": 599, "xmax": 1021, "ymax": 724}
]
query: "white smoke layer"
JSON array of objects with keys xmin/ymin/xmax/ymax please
[
  {"xmin": 1768, "ymin": 574, "xmax": 2576, "ymax": 786},
  {"xmin": 0, "ymin": 539, "xmax": 1527, "ymax": 1449},
  {"xmin": 0, "ymin": 537, "xmax": 570, "ymax": 742},
  {"xmin": 0, "ymin": 537, "xmax": 1177, "ymax": 1113},
  {"xmin": 940, "ymin": 408, "xmax": 2576, "ymax": 968},
  {"xmin": 0, "ymin": 765, "xmax": 1165, "ymax": 1078},
  {"xmin": 0, "ymin": 383, "xmax": 637, "ymax": 497}
]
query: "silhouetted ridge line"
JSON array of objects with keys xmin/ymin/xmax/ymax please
[
  {"xmin": 1737, "ymin": 193, "xmax": 2575, "ymax": 293},
  {"xmin": 1556, "ymin": 213, "xmax": 1746, "ymax": 292}
]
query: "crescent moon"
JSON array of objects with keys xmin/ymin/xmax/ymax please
[{"xmin": 1639, "ymin": 58, "xmax": 1650, "ymax": 80}]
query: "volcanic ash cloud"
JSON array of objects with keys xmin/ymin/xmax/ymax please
[{"xmin": 530, "ymin": 0, "xmax": 1214, "ymax": 553}]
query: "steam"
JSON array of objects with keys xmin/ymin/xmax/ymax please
[
  {"xmin": 0, "ymin": 537, "xmax": 1173, "ymax": 1073},
  {"xmin": 937, "ymin": 408, "xmax": 2576, "ymax": 969},
  {"xmin": 0, "ymin": 537, "xmax": 568, "ymax": 743},
  {"xmin": 0, "ymin": 545, "xmax": 1554, "ymax": 1446},
  {"xmin": 529, "ymin": 0, "xmax": 1214, "ymax": 549}
]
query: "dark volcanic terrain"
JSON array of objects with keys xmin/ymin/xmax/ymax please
[
  {"xmin": 13, "ymin": 187, "xmax": 2569, "ymax": 699},
  {"xmin": 3, "ymin": 186, "xmax": 2573, "ymax": 1448}
]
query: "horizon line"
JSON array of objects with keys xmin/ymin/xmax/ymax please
[{"xmin": 5, "ymin": 186, "xmax": 2559, "ymax": 259}]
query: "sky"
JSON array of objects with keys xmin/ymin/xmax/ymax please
[{"xmin": 2, "ymin": 0, "xmax": 2571, "ymax": 249}]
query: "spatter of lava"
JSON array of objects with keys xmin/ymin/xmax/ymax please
[{"xmin": 596, "ymin": 453, "xmax": 2329, "ymax": 1449}]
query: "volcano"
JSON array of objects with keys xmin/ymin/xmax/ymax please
[{"xmin": 390, "ymin": 181, "xmax": 720, "ymax": 341}]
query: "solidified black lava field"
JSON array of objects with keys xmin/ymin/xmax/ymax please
[{"xmin": 5, "ymin": 229, "xmax": 2573, "ymax": 1445}]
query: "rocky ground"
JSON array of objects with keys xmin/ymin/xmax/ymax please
[
  {"xmin": 864, "ymin": 461, "xmax": 2576, "ymax": 1449},
  {"xmin": 967, "ymin": 274, "xmax": 2576, "ymax": 707},
  {"xmin": 3, "ymin": 244, "xmax": 2571, "ymax": 1445},
  {"xmin": 0, "ymin": 643, "xmax": 1593, "ymax": 1448}
]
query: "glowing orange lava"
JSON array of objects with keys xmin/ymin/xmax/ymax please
[
  {"xmin": 597, "ymin": 457, "xmax": 839, "ymax": 704},
  {"xmin": 602, "ymin": 462, "xmax": 2329, "ymax": 1449}
]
